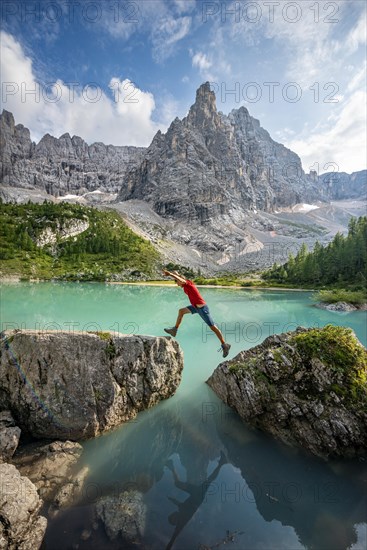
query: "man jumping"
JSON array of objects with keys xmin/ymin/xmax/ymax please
[{"xmin": 162, "ymin": 269, "xmax": 231, "ymax": 358}]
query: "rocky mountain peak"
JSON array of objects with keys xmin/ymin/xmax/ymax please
[
  {"xmin": 0, "ymin": 110, "xmax": 146, "ymax": 195},
  {"xmin": 1, "ymin": 109, "xmax": 32, "ymax": 145},
  {"xmin": 196, "ymin": 81, "xmax": 216, "ymax": 107},
  {"xmin": 185, "ymin": 81, "xmax": 219, "ymax": 130},
  {"xmin": 0, "ymin": 110, "xmax": 34, "ymax": 177},
  {"xmin": 117, "ymin": 82, "xmax": 340, "ymax": 231},
  {"xmin": 1, "ymin": 109, "xmax": 15, "ymax": 130},
  {"xmin": 169, "ymin": 116, "xmax": 183, "ymax": 129},
  {"xmin": 1, "ymin": 86, "xmax": 365, "ymax": 218}
]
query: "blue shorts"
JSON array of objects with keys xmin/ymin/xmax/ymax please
[{"xmin": 187, "ymin": 304, "xmax": 215, "ymax": 327}]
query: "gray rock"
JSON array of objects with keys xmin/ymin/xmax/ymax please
[
  {"xmin": 96, "ymin": 490, "xmax": 146, "ymax": 542},
  {"xmin": 0, "ymin": 462, "xmax": 47, "ymax": 550},
  {"xmin": 80, "ymin": 529, "xmax": 92, "ymax": 541},
  {"xmin": 35, "ymin": 218, "xmax": 89, "ymax": 247},
  {"xmin": 49, "ymin": 463, "xmax": 89, "ymax": 518},
  {"xmin": 0, "ymin": 330, "xmax": 184, "ymax": 440},
  {"xmin": 0, "ymin": 110, "xmax": 145, "ymax": 196},
  {"xmin": 2, "ymin": 92, "xmax": 366, "ymax": 206},
  {"xmin": 112, "ymin": 83, "xmax": 365, "ymax": 269},
  {"xmin": 207, "ymin": 327, "xmax": 367, "ymax": 458},
  {"xmin": 117, "ymin": 82, "xmax": 319, "ymax": 222},
  {"xmin": 319, "ymin": 170, "xmax": 367, "ymax": 200},
  {"xmin": 0, "ymin": 185, "xmax": 57, "ymax": 204},
  {"xmin": 116, "ymin": 83, "xmax": 366, "ymax": 220},
  {"xmin": 315, "ymin": 301, "xmax": 358, "ymax": 312},
  {"xmin": 0, "ymin": 411, "xmax": 21, "ymax": 461}
]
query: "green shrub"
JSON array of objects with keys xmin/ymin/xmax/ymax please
[
  {"xmin": 292, "ymin": 325, "xmax": 367, "ymax": 404},
  {"xmin": 315, "ymin": 289, "xmax": 366, "ymax": 305}
]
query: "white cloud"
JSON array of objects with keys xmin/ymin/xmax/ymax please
[
  {"xmin": 346, "ymin": 61, "xmax": 367, "ymax": 93},
  {"xmin": 203, "ymin": 0, "xmax": 366, "ymax": 174},
  {"xmin": 346, "ymin": 10, "xmax": 367, "ymax": 52},
  {"xmin": 286, "ymin": 90, "xmax": 367, "ymax": 173},
  {"xmin": 156, "ymin": 95, "xmax": 181, "ymax": 127},
  {"xmin": 0, "ymin": 31, "xmax": 166, "ymax": 146},
  {"xmin": 275, "ymin": 127, "xmax": 296, "ymax": 141},
  {"xmin": 264, "ymin": 2, "xmax": 342, "ymax": 86},
  {"xmin": 151, "ymin": 15, "xmax": 191, "ymax": 62},
  {"xmin": 262, "ymin": 2, "xmax": 366, "ymax": 88},
  {"xmin": 98, "ymin": 0, "xmax": 158, "ymax": 40},
  {"xmin": 190, "ymin": 50, "xmax": 216, "ymax": 81},
  {"xmin": 350, "ymin": 524, "xmax": 367, "ymax": 550},
  {"xmin": 99, "ymin": 0, "xmax": 193, "ymax": 62},
  {"xmin": 192, "ymin": 52, "xmax": 212, "ymax": 71},
  {"xmin": 219, "ymin": 1, "xmax": 364, "ymax": 88}
]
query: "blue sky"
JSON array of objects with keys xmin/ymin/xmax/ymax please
[{"xmin": 1, "ymin": 0, "xmax": 366, "ymax": 173}]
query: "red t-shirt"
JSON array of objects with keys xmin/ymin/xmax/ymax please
[{"xmin": 183, "ymin": 280, "xmax": 206, "ymax": 307}]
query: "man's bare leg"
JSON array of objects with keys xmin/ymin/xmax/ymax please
[
  {"xmin": 174, "ymin": 307, "xmax": 191, "ymax": 329},
  {"xmin": 164, "ymin": 307, "xmax": 191, "ymax": 336},
  {"xmin": 210, "ymin": 325, "xmax": 231, "ymax": 357},
  {"xmin": 210, "ymin": 324, "xmax": 225, "ymax": 344}
]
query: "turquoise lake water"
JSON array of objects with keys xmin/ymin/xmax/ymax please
[{"xmin": 1, "ymin": 282, "xmax": 366, "ymax": 550}]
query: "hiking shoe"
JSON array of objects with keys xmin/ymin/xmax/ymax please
[
  {"xmin": 164, "ymin": 327, "xmax": 177, "ymax": 337},
  {"xmin": 221, "ymin": 343, "xmax": 231, "ymax": 358}
]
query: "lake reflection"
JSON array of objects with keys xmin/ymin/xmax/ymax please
[{"xmin": 43, "ymin": 387, "xmax": 366, "ymax": 550}]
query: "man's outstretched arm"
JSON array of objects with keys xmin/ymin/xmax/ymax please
[{"xmin": 162, "ymin": 269, "xmax": 186, "ymax": 284}]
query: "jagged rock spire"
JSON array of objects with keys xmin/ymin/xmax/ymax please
[{"xmin": 185, "ymin": 81, "xmax": 219, "ymax": 129}]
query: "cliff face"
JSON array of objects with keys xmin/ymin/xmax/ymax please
[
  {"xmin": 0, "ymin": 330, "xmax": 183, "ymax": 440},
  {"xmin": 2, "ymin": 86, "xmax": 366, "ymax": 212},
  {"xmin": 117, "ymin": 83, "xmax": 320, "ymax": 222},
  {"xmin": 2, "ymin": 84, "xmax": 366, "ymax": 214},
  {"xmin": 207, "ymin": 326, "xmax": 367, "ymax": 459},
  {"xmin": 319, "ymin": 170, "xmax": 367, "ymax": 200},
  {"xmin": 0, "ymin": 110, "xmax": 145, "ymax": 195}
]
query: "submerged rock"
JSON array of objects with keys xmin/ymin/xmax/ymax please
[
  {"xmin": 96, "ymin": 490, "xmax": 146, "ymax": 543},
  {"xmin": 207, "ymin": 325, "xmax": 367, "ymax": 458},
  {"xmin": 0, "ymin": 330, "xmax": 184, "ymax": 440},
  {"xmin": 0, "ymin": 462, "xmax": 47, "ymax": 550},
  {"xmin": 12, "ymin": 440, "xmax": 84, "ymax": 503}
]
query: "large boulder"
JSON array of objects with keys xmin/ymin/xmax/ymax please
[
  {"xmin": 207, "ymin": 325, "xmax": 367, "ymax": 458},
  {"xmin": 0, "ymin": 330, "xmax": 183, "ymax": 440},
  {"xmin": 0, "ymin": 462, "xmax": 47, "ymax": 550}
]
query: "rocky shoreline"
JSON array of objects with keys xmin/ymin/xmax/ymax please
[{"xmin": 0, "ymin": 330, "xmax": 184, "ymax": 549}]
